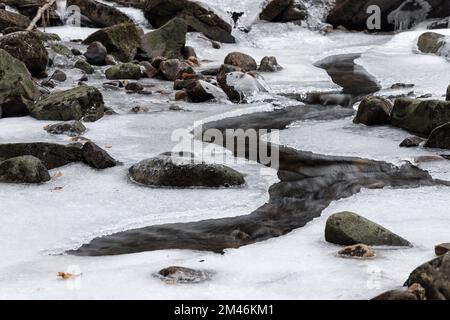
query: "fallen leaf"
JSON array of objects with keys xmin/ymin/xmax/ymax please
[{"xmin": 57, "ymin": 272, "xmax": 80, "ymax": 280}]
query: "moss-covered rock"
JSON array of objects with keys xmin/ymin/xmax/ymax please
[
  {"xmin": 0, "ymin": 155, "xmax": 50, "ymax": 183},
  {"xmin": 74, "ymin": 59, "xmax": 94, "ymax": 74},
  {"xmin": 391, "ymin": 98, "xmax": 450, "ymax": 136},
  {"xmin": 0, "ymin": 31, "xmax": 48, "ymax": 76},
  {"xmin": 129, "ymin": 154, "xmax": 245, "ymax": 187},
  {"xmin": 141, "ymin": 18, "xmax": 186, "ymax": 59},
  {"xmin": 83, "ymin": 23, "xmax": 142, "ymax": 62},
  {"xmin": 417, "ymin": 32, "xmax": 446, "ymax": 55},
  {"xmin": 0, "ymin": 49, "xmax": 41, "ymax": 118},
  {"xmin": 30, "ymin": 86, "xmax": 104, "ymax": 121},
  {"xmin": 353, "ymin": 96, "xmax": 392, "ymax": 126},
  {"xmin": 325, "ymin": 211, "xmax": 411, "ymax": 247},
  {"xmin": 50, "ymin": 43, "xmax": 73, "ymax": 58},
  {"xmin": 424, "ymin": 122, "xmax": 450, "ymax": 149},
  {"xmin": 44, "ymin": 120, "xmax": 86, "ymax": 137},
  {"xmin": 105, "ymin": 63, "xmax": 141, "ymax": 80}
]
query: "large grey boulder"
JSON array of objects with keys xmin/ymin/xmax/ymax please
[
  {"xmin": 417, "ymin": 32, "xmax": 448, "ymax": 56},
  {"xmin": 325, "ymin": 211, "xmax": 411, "ymax": 246},
  {"xmin": 140, "ymin": 18, "xmax": 187, "ymax": 59},
  {"xmin": 129, "ymin": 154, "xmax": 245, "ymax": 187},
  {"xmin": 0, "ymin": 49, "xmax": 41, "ymax": 118},
  {"xmin": 224, "ymin": 52, "xmax": 257, "ymax": 72},
  {"xmin": 30, "ymin": 86, "xmax": 105, "ymax": 122},
  {"xmin": 405, "ymin": 253, "xmax": 450, "ymax": 300},
  {"xmin": 0, "ymin": 155, "xmax": 50, "ymax": 183},
  {"xmin": 391, "ymin": 98, "xmax": 450, "ymax": 136},
  {"xmin": 0, "ymin": 31, "xmax": 48, "ymax": 76},
  {"xmin": 83, "ymin": 23, "xmax": 142, "ymax": 62},
  {"xmin": 143, "ymin": 0, "xmax": 235, "ymax": 43}
]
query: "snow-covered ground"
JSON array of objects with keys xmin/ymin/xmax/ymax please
[{"xmin": 1, "ymin": 2, "xmax": 449, "ymax": 299}]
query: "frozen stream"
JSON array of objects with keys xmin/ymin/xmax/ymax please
[{"xmin": 0, "ymin": 2, "xmax": 449, "ymax": 299}]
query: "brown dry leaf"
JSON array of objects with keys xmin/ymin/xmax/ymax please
[
  {"xmin": 57, "ymin": 272, "xmax": 80, "ymax": 280},
  {"xmin": 123, "ymin": 80, "xmax": 129, "ymax": 87},
  {"xmin": 52, "ymin": 171, "xmax": 63, "ymax": 178}
]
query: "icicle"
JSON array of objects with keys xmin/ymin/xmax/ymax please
[{"xmin": 387, "ymin": 0, "xmax": 432, "ymax": 31}]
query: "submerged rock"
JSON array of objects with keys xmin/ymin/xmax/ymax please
[
  {"xmin": 325, "ymin": 211, "xmax": 411, "ymax": 247},
  {"xmin": 224, "ymin": 52, "xmax": 257, "ymax": 72},
  {"xmin": 391, "ymin": 98, "xmax": 450, "ymax": 136},
  {"xmin": 353, "ymin": 96, "xmax": 392, "ymax": 126},
  {"xmin": 140, "ymin": 18, "xmax": 187, "ymax": 59},
  {"xmin": 129, "ymin": 155, "xmax": 245, "ymax": 188},
  {"xmin": 405, "ymin": 253, "xmax": 450, "ymax": 300},
  {"xmin": 0, "ymin": 31, "xmax": 48, "ymax": 76},
  {"xmin": 0, "ymin": 49, "xmax": 41, "ymax": 118},
  {"xmin": 83, "ymin": 23, "xmax": 142, "ymax": 62},
  {"xmin": 44, "ymin": 120, "xmax": 86, "ymax": 137},
  {"xmin": 30, "ymin": 86, "xmax": 104, "ymax": 121},
  {"xmin": 105, "ymin": 63, "xmax": 141, "ymax": 80},
  {"xmin": 425, "ymin": 122, "xmax": 450, "ymax": 149},
  {"xmin": 157, "ymin": 266, "xmax": 211, "ymax": 284},
  {"xmin": 144, "ymin": 0, "xmax": 235, "ymax": 43},
  {"xmin": 0, "ymin": 156, "xmax": 50, "ymax": 184}
]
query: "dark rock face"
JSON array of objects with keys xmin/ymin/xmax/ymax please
[
  {"xmin": 140, "ymin": 18, "xmax": 187, "ymax": 59},
  {"xmin": 435, "ymin": 243, "xmax": 450, "ymax": 256},
  {"xmin": 425, "ymin": 122, "xmax": 450, "ymax": 149},
  {"xmin": 129, "ymin": 155, "xmax": 245, "ymax": 187},
  {"xmin": 81, "ymin": 142, "xmax": 117, "ymax": 169},
  {"xmin": 354, "ymin": 96, "xmax": 392, "ymax": 126},
  {"xmin": 400, "ymin": 136, "xmax": 424, "ymax": 147},
  {"xmin": 447, "ymin": 85, "xmax": 450, "ymax": 101},
  {"xmin": 325, "ymin": 211, "xmax": 411, "ymax": 247},
  {"xmin": 314, "ymin": 54, "xmax": 381, "ymax": 95},
  {"xmin": 67, "ymin": 0, "xmax": 133, "ymax": 27},
  {"xmin": 105, "ymin": 63, "xmax": 142, "ymax": 80},
  {"xmin": 224, "ymin": 52, "xmax": 257, "ymax": 72},
  {"xmin": 259, "ymin": 0, "xmax": 307, "ymax": 23},
  {"xmin": 157, "ymin": 266, "xmax": 211, "ymax": 284},
  {"xmin": 327, "ymin": 0, "xmax": 450, "ymax": 31},
  {"xmin": 84, "ymin": 41, "xmax": 108, "ymax": 66},
  {"xmin": 83, "ymin": 23, "xmax": 142, "ymax": 62},
  {"xmin": 372, "ymin": 283, "xmax": 426, "ymax": 300},
  {"xmin": 0, "ymin": 156, "xmax": 50, "ymax": 183},
  {"xmin": 0, "ymin": 143, "xmax": 83, "ymax": 170},
  {"xmin": 69, "ymin": 104, "xmax": 438, "ymax": 256},
  {"xmin": 30, "ymin": 86, "xmax": 104, "ymax": 122},
  {"xmin": 0, "ymin": 31, "xmax": 48, "ymax": 76},
  {"xmin": 44, "ymin": 120, "xmax": 86, "ymax": 137},
  {"xmin": 259, "ymin": 56, "xmax": 283, "ymax": 72},
  {"xmin": 405, "ymin": 253, "xmax": 450, "ymax": 300},
  {"xmin": 0, "ymin": 9, "xmax": 30, "ymax": 31},
  {"xmin": 144, "ymin": 0, "xmax": 235, "ymax": 43},
  {"xmin": 0, "ymin": 49, "xmax": 41, "ymax": 118},
  {"xmin": 417, "ymin": 32, "xmax": 446, "ymax": 55},
  {"xmin": 391, "ymin": 98, "xmax": 450, "ymax": 136}
]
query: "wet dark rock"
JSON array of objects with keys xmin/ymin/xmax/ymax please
[
  {"xmin": 159, "ymin": 59, "xmax": 186, "ymax": 81},
  {"xmin": 0, "ymin": 31, "xmax": 48, "ymax": 76},
  {"xmin": 44, "ymin": 120, "xmax": 86, "ymax": 137},
  {"xmin": 353, "ymin": 96, "xmax": 392, "ymax": 126},
  {"xmin": 30, "ymin": 86, "xmax": 104, "ymax": 121},
  {"xmin": 259, "ymin": 0, "xmax": 307, "ymax": 23},
  {"xmin": 105, "ymin": 63, "xmax": 141, "ymax": 80},
  {"xmin": 447, "ymin": 85, "xmax": 450, "ymax": 101},
  {"xmin": 325, "ymin": 211, "xmax": 411, "ymax": 246},
  {"xmin": 74, "ymin": 59, "xmax": 94, "ymax": 74},
  {"xmin": 405, "ymin": 253, "xmax": 450, "ymax": 300},
  {"xmin": 125, "ymin": 82, "xmax": 144, "ymax": 92},
  {"xmin": 50, "ymin": 69, "xmax": 67, "ymax": 82},
  {"xmin": 67, "ymin": 0, "xmax": 133, "ymax": 27},
  {"xmin": 315, "ymin": 53, "xmax": 381, "ymax": 95},
  {"xmin": 428, "ymin": 18, "xmax": 450, "ymax": 30},
  {"xmin": 81, "ymin": 142, "xmax": 117, "ymax": 169},
  {"xmin": 129, "ymin": 154, "xmax": 245, "ymax": 188},
  {"xmin": 258, "ymin": 56, "xmax": 283, "ymax": 72},
  {"xmin": 157, "ymin": 266, "xmax": 211, "ymax": 284},
  {"xmin": 105, "ymin": 54, "xmax": 118, "ymax": 65},
  {"xmin": 391, "ymin": 83, "xmax": 415, "ymax": 90},
  {"xmin": 141, "ymin": 18, "xmax": 187, "ymax": 60},
  {"xmin": 175, "ymin": 78, "xmax": 225, "ymax": 102},
  {"xmin": 84, "ymin": 41, "xmax": 108, "ymax": 66},
  {"xmin": 327, "ymin": 0, "xmax": 450, "ymax": 31},
  {"xmin": 224, "ymin": 52, "xmax": 257, "ymax": 72},
  {"xmin": 338, "ymin": 244, "xmax": 375, "ymax": 259},
  {"xmin": 372, "ymin": 283, "xmax": 426, "ymax": 300},
  {"xmin": 143, "ymin": 0, "xmax": 235, "ymax": 43},
  {"xmin": 425, "ymin": 122, "xmax": 450, "ymax": 149},
  {"xmin": 140, "ymin": 61, "xmax": 158, "ymax": 78},
  {"xmin": 71, "ymin": 48, "xmax": 82, "ymax": 56},
  {"xmin": 0, "ymin": 8, "xmax": 30, "ymax": 31},
  {"xmin": 417, "ymin": 32, "xmax": 446, "ymax": 55},
  {"xmin": 182, "ymin": 46, "xmax": 197, "ymax": 59},
  {"xmin": 0, "ymin": 49, "xmax": 41, "ymax": 118},
  {"xmin": 391, "ymin": 98, "xmax": 450, "ymax": 136},
  {"xmin": 435, "ymin": 243, "xmax": 450, "ymax": 256},
  {"xmin": 0, "ymin": 155, "xmax": 50, "ymax": 183},
  {"xmin": 400, "ymin": 136, "xmax": 424, "ymax": 147},
  {"xmin": 83, "ymin": 23, "xmax": 142, "ymax": 62}
]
